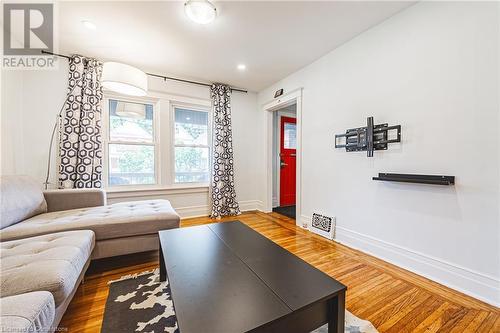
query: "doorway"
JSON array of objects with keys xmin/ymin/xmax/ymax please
[
  {"xmin": 263, "ymin": 88, "xmax": 303, "ymax": 227},
  {"xmin": 272, "ymin": 104, "xmax": 297, "ymax": 219}
]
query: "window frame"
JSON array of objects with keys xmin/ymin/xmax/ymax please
[
  {"xmin": 103, "ymin": 94, "xmax": 160, "ymax": 189},
  {"xmin": 171, "ymin": 103, "xmax": 212, "ymax": 186}
]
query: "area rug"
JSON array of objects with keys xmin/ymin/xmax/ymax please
[{"xmin": 101, "ymin": 269, "xmax": 378, "ymax": 333}]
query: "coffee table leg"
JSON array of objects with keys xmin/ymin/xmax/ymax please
[
  {"xmin": 159, "ymin": 239, "xmax": 166, "ymax": 282},
  {"xmin": 328, "ymin": 290, "xmax": 345, "ymax": 333}
]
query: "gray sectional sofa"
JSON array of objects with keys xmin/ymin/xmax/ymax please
[{"xmin": 0, "ymin": 175, "xmax": 180, "ymax": 332}]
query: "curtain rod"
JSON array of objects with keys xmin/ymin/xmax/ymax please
[{"xmin": 41, "ymin": 50, "xmax": 248, "ymax": 93}]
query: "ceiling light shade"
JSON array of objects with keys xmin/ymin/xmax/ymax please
[
  {"xmin": 184, "ymin": 0, "xmax": 217, "ymax": 24},
  {"xmin": 115, "ymin": 101, "xmax": 146, "ymax": 119},
  {"xmin": 101, "ymin": 62, "xmax": 148, "ymax": 96}
]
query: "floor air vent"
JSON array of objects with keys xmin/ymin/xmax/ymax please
[{"xmin": 310, "ymin": 213, "xmax": 336, "ymax": 240}]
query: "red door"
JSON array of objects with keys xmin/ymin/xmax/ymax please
[{"xmin": 280, "ymin": 116, "xmax": 296, "ymax": 206}]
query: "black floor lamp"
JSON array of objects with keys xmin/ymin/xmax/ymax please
[{"xmin": 43, "ymin": 82, "xmax": 80, "ymax": 190}]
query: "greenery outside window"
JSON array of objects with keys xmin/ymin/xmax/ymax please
[
  {"xmin": 107, "ymin": 99, "xmax": 156, "ymax": 186},
  {"xmin": 173, "ymin": 107, "xmax": 210, "ymax": 183}
]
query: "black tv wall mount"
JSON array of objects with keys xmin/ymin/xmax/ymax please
[{"xmin": 335, "ymin": 116, "xmax": 401, "ymax": 157}]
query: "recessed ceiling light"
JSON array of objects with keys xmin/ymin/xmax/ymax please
[
  {"xmin": 81, "ymin": 20, "xmax": 97, "ymax": 30},
  {"xmin": 184, "ymin": 0, "xmax": 217, "ymax": 25},
  {"xmin": 237, "ymin": 64, "xmax": 247, "ymax": 71}
]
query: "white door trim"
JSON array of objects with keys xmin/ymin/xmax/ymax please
[{"xmin": 263, "ymin": 88, "xmax": 303, "ymax": 227}]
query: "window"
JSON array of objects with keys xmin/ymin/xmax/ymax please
[
  {"xmin": 173, "ymin": 107, "xmax": 210, "ymax": 183},
  {"xmin": 104, "ymin": 95, "xmax": 211, "ymax": 189},
  {"xmin": 283, "ymin": 122, "xmax": 297, "ymax": 149},
  {"xmin": 107, "ymin": 99, "xmax": 156, "ymax": 186}
]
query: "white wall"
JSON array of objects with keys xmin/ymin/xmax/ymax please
[
  {"xmin": 258, "ymin": 2, "xmax": 499, "ymax": 306},
  {"xmin": 0, "ymin": 60, "xmax": 263, "ymax": 217},
  {"xmin": 1, "ymin": 71, "xmax": 25, "ymax": 175}
]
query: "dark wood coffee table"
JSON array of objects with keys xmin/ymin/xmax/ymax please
[{"xmin": 159, "ymin": 221, "xmax": 346, "ymax": 333}]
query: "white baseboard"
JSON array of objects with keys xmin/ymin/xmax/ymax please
[
  {"xmin": 299, "ymin": 215, "xmax": 311, "ymax": 228},
  {"xmin": 175, "ymin": 205, "xmax": 210, "ymax": 218},
  {"xmin": 176, "ymin": 200, "xmax": 264, "ymax": 219},
  {"xmin": 300, "ymin": 215, "xmax": 499, "ymax": 307},
  {"xmin": 239, "ymin": 200, "xmax": 265, "ymax": 212}
]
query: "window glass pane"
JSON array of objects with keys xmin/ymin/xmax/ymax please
[
  {"xmin": 174, "ymin": 108, "xmax": 208, "ymax": 145},
  {"xmin": 284, "ymin": 122, "xmax": 297, "ymax": 149},
  {"xmin": 108, "ymin": 144, "xmax": 155, "ymax": 185},
  {"xmin": 174, "ymin": 147, "xmax": 209, "ymax": 183},
  {"xmin": 109, "ymin": 100, "xmax": 153, "ymax": 143}
]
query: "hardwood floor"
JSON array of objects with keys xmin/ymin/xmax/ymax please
[{"xmin": 59, "ymin": 211, "xmax": 499, "ymax": 332}]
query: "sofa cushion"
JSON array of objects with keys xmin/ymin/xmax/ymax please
[
  {"xmin": 0, "ymin": 175, "xmax": 47, "ymax": 230},
  {"xmin": 0, "ymin": 230, "xmax": 95, "ymax": 306},
  {"xmin": 0, "ymin": 291, "xmax": 55, "ymax": 333},
  {"xmin": 0, "ymin": 200, "xmax": 180, "ymax": 242}
]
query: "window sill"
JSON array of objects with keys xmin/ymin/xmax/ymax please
[{"xmin": 106, "ymin": 184, "xmax": 209, "ymax": 199}]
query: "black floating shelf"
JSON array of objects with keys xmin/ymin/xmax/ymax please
[{"xmin": 373, "ymin": 173, "xmax": 455, "ymax": 185}]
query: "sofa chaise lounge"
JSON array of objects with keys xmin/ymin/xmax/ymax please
[{"xmin": 0, "ymin": 175, "xmax": 180, "ymax": 332}]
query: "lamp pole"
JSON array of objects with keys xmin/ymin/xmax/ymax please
[{"xmin": 43, "ymin": 82, "xmax": 80, "ymax": 190}]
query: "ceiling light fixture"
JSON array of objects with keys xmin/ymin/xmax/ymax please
[
  {"xmin": 81, "ymin": 20, "xmax": 97, "ymax": 30},
  {"xmin": 101, "ymin": 62, "xmax": 148, "ymax": 96},
  {"xmin": 237, "ymin": 64, "xmax": 247, "ymax": 71},
  {"xmin": 184, "ymin": 0, "xmax": 217, "ymax": 25}
]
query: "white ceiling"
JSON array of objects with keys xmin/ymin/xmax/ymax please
[{"xmin": 58, "ymin": 1, "xmax": 414, "ymax": 92}]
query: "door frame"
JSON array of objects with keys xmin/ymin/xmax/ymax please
[{"xmin": 263, "ymin": 88, "xmax": 303, "ymax": 228}]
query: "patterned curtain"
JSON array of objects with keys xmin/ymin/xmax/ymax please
[
  {"xmin": 58, "ymin": 55, "xmax": 103, "ymax": 189},
  {"xmin": 210, "ymin": 84, "xmax": 240, "ymax": 218}
]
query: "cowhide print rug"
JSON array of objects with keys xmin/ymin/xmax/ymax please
[{"xmin": 101, "ymin": 269, "xmax": 378, "ymax": 333}]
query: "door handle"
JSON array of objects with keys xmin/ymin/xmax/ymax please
[{"xmin": 280, "ymin": 161, "xmax": 288, "ymax": 168}]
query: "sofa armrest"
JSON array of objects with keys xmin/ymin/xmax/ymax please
[{"xmin": 43, "ymin": 189, "xmax": 107, "ymax": 212}]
